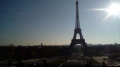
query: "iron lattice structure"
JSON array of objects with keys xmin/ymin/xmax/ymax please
[{"xmin": 69, "ymin": 0, "xmax": 88, "ymax": 55}]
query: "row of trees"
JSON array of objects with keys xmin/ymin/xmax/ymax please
[
  {"xmin": 88, "ymin": 45, "xmax": 120, "ymax": 56},
  {"xmin": 0, "ymin": 45, "xmax": 69, "ymax": 61},
  {"xmin": 0, "ymin": 44, "xmax": 120, "ymax": 60}
]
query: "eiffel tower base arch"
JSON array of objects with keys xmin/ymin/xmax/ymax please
[{"xmin": 69, "ymin": 39, "xmax": 88, "ymax": 56}]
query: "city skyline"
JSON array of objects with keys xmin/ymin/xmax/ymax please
[{"xmin": 0, "ymin": 0, "xmax": 120, "ymax": 46}]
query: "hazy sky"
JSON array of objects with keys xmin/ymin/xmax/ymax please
[{"xmin": 0, "ymin": 0, "xmax": 120, "ymax": 46}]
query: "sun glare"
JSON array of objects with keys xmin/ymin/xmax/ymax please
[
  {"xmin": 107, "ymin": 4, "xmax": 120, "ymax": 15},
  {"xmin": 93, "ymin": 3, "xmax": 120, "ymax": 20}
]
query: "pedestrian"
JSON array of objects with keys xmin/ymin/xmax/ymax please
[{"xmin": 102, "ymin": 61, "xmax": 106, "ymax": 67}]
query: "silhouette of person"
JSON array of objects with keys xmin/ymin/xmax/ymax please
[
  {"xmin": 102, "ymin": 61, "xmax": 106, "ymax": 67},
  {"xmin": 43, "ymin": 60, "xmax": 49, "ymax": 67}
]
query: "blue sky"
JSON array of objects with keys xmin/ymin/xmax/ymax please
[{"xmin": 0, "ymin": 0, "xmax": 120, "ymax": 46}]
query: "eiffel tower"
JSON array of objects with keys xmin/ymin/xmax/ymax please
[{"xmin": 69, "ymin": 0, "xmax": 87, "ymax": 55}]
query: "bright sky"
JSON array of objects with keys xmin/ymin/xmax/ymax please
[{"xmin": 0, "ymin": 0, "xmax": 120, "ymax": 46}]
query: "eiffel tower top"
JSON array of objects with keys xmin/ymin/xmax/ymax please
[
  {"xmin": 74, "ymin": 0, "xmax": 83, "ymax": 39},
  {"xmin": 75, "ymin": 0, "xmax": 80, "ymax": 29}
]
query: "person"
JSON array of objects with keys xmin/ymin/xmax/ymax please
[{"xmin": 102, "ymin": 61, "xmax": 106, "ymax": 67}]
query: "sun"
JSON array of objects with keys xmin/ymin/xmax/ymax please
[
  {"xmin": 107, "ymin": 3, "xmax": 120, "ymax": 16},
  {"xmin": 92, "ymin": 3, "xmax": 120, "ymax": 20}
]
